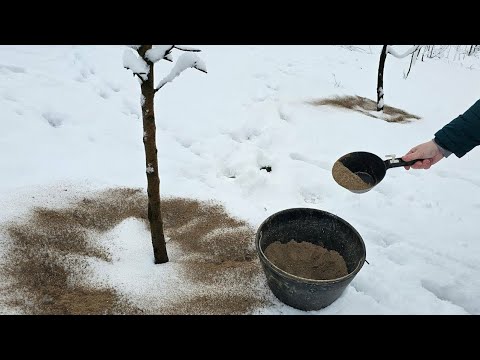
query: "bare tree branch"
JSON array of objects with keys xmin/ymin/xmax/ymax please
[
  {"xmin": 123, "ymin": 64, "xmax": 148, "ymax": 82},
  {"xmin": 174, "ymin": 45, "xmax": 201, "ymax": 52},
  {"xmin": 469, "ymin": 45, "xmax": 475, "ymax": 56},
  {"xmin": 405, "ymin": 47, "xmax": 421, "ymax": 79},
  {"xmin": 134, "ymin": 72, "xmax": 148, "ymax": 81},
  {"xmin": 163, "ymin": 54, "xmax": 173, "ymax": 62}
]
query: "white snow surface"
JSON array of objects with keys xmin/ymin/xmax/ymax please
[{"xmin": 1, "ymin": 45, "xmax": 480, "ymax": 315}]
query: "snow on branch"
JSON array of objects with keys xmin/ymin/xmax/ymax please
[
  {"xmin": 154, "ymin": 52, "xmax": 207, "ymax": 93},
  {"xmin": 127, "ymin": 45, "xmax": 142, "ymax": 50},
  {"xmin": 387, "ymin": 45, "xmax": 423, "ymax": 59},
  {"xmin": 123, "ymin": 49, "xmax": 149, "ymax": 81},
  {"xmin": 145, "ymin": 45, "xmax": 202, "ymax": 63},
  {"xmin": 145, "ymin": 45, "xmax": 175, "ymax": 63}
]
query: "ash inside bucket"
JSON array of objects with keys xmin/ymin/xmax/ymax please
[{"xmin": 265, "ymin": 240, "xmax": 348, "ymax": 280}]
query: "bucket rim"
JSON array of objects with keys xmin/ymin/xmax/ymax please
[{"xmin": 255, "ymin": 207, "xmax": 366, "ymax": 285}]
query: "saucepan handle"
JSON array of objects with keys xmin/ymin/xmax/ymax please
[{"xmin": 384, "ymin": 158, "xmax": 425, "ymax": 169}]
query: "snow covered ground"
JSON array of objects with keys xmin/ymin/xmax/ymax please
[{"xmin": 1, "ymin": 45, "xmax": 480, "ymax": 314}]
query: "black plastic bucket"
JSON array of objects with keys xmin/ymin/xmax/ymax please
[{"xmin": 256, "ymin": 208, "xmax": 366, "ymax": 311}]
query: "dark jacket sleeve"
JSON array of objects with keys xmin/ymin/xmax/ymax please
[{"xmin": 434, "ymin": 99, "xmax": 480, "ymax": 158}]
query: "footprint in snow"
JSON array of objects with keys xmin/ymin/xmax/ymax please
[
  {"xmin": 252, "ymin": 84, "xmax": 278, "ymax": 102},
  {"xmin": 121, "ymin": 99, "xmax": 140, "ymax": 118},
  {"xmin": 106, "ymin": 81, "xmax": 121, "ymax": 93},
  {"xmin": 0, "ymin": 64, "xmax": 26, "ymax": 74},
  {"xmin": 73, "ymin": 52, "xmax": 82, "ymax": 61},
  {"xmin": 385, "ymin": 251, "xmax": 407, "ymax": 266},
  {"xmin": 277, "ymin": 108, "xmax": 289, "ymax": 122},
  {"xmin": 175, "ymin": 136, "xmax": 193, "ymax": 148},
  {"xmin": 72, "ymin": 51, "xmax": 98, "ymax": 85},
  {"xmin": 420, "ymin": 279, "xmax": 472, "ymax": 314},
  {"xmin": 279, "ymin": 66, "xmax": 295, "ymax": 76},
  {"xmin": 300, "ymin": 188, "xmax": 322, "ymax": 204},
  {"xmin": 42, "ymin": 112, "xmax": 66, "ymax": 128},
  {"xmin": 266, "ymin": 82, "xmax": 279, "ymax": 91},
  {"xmin": 97, "ymin": 88, "xmax": 110, "ymax": 99},
  {"xmin": 2, "ymin": 92, "xmax": 17, "ymax": 102},
  {"xmin": 74, "ymin": 75, "xmax": 86, "ymax": 83}
]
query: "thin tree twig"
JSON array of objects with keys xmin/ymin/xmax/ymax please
[{"xmin": 174, "ymin": 45, "xmax": 201, "ymax": 52}]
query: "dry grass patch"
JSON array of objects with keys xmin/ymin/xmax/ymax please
[{"xmin": 309, "ymin": 95, "xmax": 420, "ymax": 123}]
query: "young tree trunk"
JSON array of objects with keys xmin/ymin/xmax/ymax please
[
  {"xmin": 138, "ymin": 45, "xmax": 169, "ymax": 264},
  {"xmin": 469, "ymin": 45, "xmax": 474, "ymax": 56},
  {"xmin": 377, "ymin": 45, "xmax": 387, "ymax": 111}
]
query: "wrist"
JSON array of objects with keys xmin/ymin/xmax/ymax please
[{"xmin": 433, "ymin": 138, "xmax": 452, "ymax": 158}]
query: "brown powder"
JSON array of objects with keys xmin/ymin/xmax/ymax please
[
  {"xmin": 2, "ymin": 189, "xmax": 269, "ymax": 315},
  {"xmin": 308, "ymin": 95, "xmax": 421, "ymax": 123},
  {"xmin": 332, "ymin": 161, "xmax": 371, "ymax": 191},
  {"xmin": 264, "ymin": 240, "xmax": 348, "ymax": 280}
]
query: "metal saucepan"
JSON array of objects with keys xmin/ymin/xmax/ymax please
[{"xmin": 332, "ymin": 152, "xmax": 422, "ymax": 193}]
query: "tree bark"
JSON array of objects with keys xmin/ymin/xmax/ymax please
[
  {"xmin": 377, "ymin": 45, "xmax": 387, "ymax": 112},
  {"xmin": 138, "ymin": 45, "xmax": 169, "ymax": 264}
]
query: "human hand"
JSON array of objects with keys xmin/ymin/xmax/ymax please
[{"xmin": 402, "ymin": 140, "xmax": 444, "ymax": 170}]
